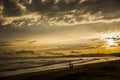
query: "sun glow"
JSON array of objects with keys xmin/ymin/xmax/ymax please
[
  {"xmin": 99, "ymin": 31, "xmax": 120, "ymax": 47},
  {"xmin": 107, "ymin": 40, "xmax": 115, "ymax": 46}
]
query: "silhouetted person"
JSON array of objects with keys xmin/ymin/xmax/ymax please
[{"xmin": 68, "ymin": 63, "xmax": 73, "ymax": 69}]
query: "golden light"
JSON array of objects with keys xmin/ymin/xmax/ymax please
[
  {"xmin": 99, "ymin": 31, "xmax": 120, "ymax": 47},
  {"xmin": 107, "ymin": 40, "xmax": 115, "ymax": 46}
]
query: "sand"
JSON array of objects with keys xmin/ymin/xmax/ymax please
[{"xmin": 0, "ymin": 59, "xmax": 120, "ymax": 80}]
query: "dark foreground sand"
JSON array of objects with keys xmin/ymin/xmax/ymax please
[{"xmin": 1, "ymin": 59, "xmax": 120, "ymax": 80}]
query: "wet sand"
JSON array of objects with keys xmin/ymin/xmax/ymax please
[{"xmin": 0, "ymin": 58, "xmax": 120, "ymax": 80}]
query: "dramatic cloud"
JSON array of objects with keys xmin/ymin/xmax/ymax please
[
  {"xmin": 0, "ymin": 0, "xmax": 120, "ymax": 27},
  {"xmin": 0, "ymin": 0, "xmax": 120, "ymax": 54}
]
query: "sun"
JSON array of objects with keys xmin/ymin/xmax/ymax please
[
  {"xmin": 99, "ymin": 31, "xmax": 119, "ymax": 47},
  {"xmin": 107, "ymin": 40, "xmax": 115, "ymax": 46}
]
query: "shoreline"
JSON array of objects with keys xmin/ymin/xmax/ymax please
[
  {"xmin": 0, "ymin": 57, "xmax": 118, "ymax": 77},
  {"xmin": 1, "ymin": 58, "xmax": 120, "ymax": 80}
]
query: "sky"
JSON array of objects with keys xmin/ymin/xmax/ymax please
[{"xmin": 0, "ymin": 0, "xmax": 120, "ymax": 55}]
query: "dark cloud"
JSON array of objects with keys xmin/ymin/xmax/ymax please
[
  {"xmin": 28, "ymin": 40, "xmax": 36, "ymax": 43},
  {"xmin": 90, "ymin": 38, "xmax": 101, "ymax": 41},
  {"xmin": 82, "ymin": 0, "xmax": 120, "ymax": 19},
  {"xmin": 15, "ymin": 50, "xmax": 35, "ymax": 55},
  {"xmin": 45, "ymin": 51, "xmax": 64, "ymax": 56},
  {"xmin": 14, "ymin": 40, "xmax": 26, "ymax": 42},
  {"xmin": 0, "ymin": 42, "xmax": 12, "ymax": 46},
  {"xmin": 1, "ymin": 50, "xmax": 35, "ymax": 55},
  {"xmin": 1, "ymin": 0, "xmax": 22, "ymax": 17},
  {"xmin": 106, "ymin": 36, "xmax": 120, "ymax": 41},
  {"xmin": 0, "ymin": 0, "xmax": 120, "ymax": 27}
]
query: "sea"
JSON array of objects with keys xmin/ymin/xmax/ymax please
[{"xmin": 0, "ymin": 57, "xmax": 119, "ymax": 77}]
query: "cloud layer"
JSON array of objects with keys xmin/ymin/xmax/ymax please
[
  {"xmin": 0, "ymin": 0, "xmax": 120, "ymax": 27},
  {"xmin": 0, "ymin": 0, "xmax": 120, "ymax": 53}
]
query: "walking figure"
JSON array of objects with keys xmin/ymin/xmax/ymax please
[{"xmin": 68, "ymin": 63, "xmax": 73, "ymax": 69}]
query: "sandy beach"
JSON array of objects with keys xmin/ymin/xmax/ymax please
[{"xmin": 1, "ymin": 57, "xmax": 120, "ymax": 80}]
